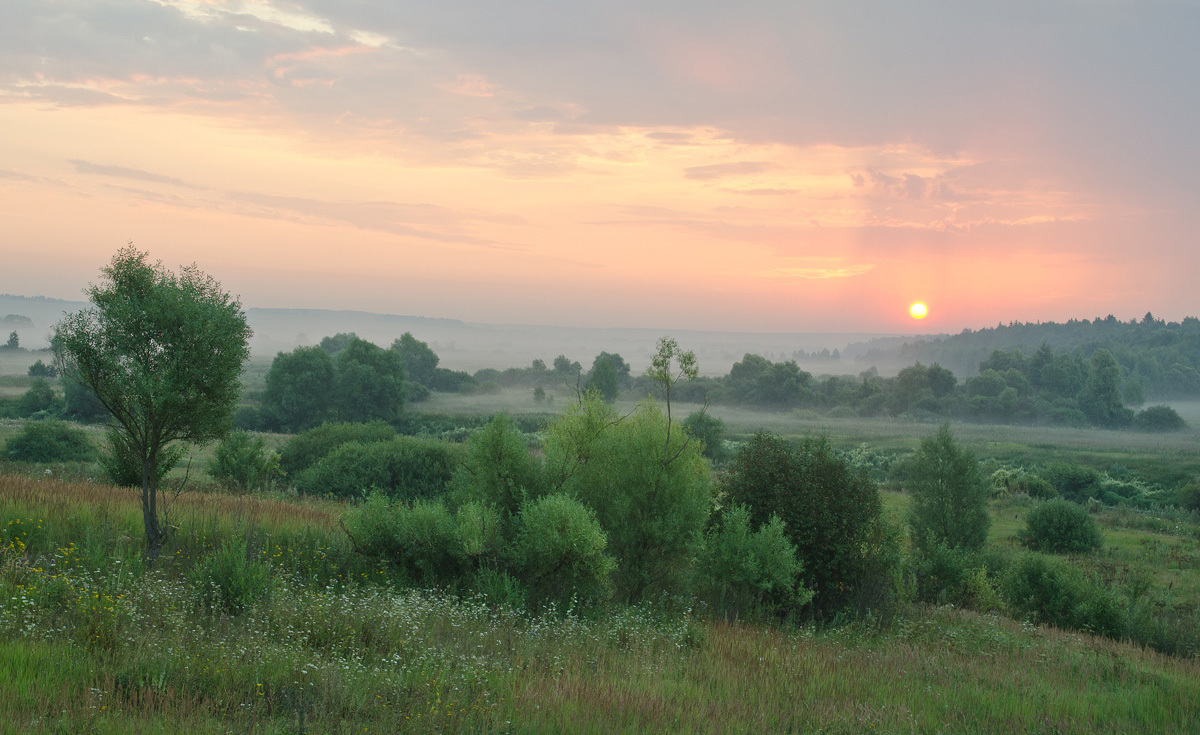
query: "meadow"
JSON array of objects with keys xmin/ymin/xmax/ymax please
[
  {"xmin": 2, "ymin": 474, "xmax": 1199, "ymax": 734},
  {"xmin": 3, "ymin": 357, "xmax": 1200, "ymax": 732}
]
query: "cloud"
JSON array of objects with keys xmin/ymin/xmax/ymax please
[
  {"xmin": 684, "ymin": 161, "xmax": 777, "ymax": 180},
  {"xmin": 771, "ymin": 264, "xmax": 875, "ymax": 279},
  {"xmin": 69, "ymin": 160, "xmax": 201, "ymax": 189}
]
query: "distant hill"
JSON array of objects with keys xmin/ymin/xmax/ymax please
[{"xmin": 846, "ymin": 313, "xmax": 1200, "ymax": 399}]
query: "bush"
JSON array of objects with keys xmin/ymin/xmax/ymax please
[
  {"xmin": 1002, "ymin": 553, "xmax": 1122, "ymax": 637},
  {"xmin": 697, "ymin": 505, "xmax": 811, "ymax": 620},
  {"xmin": 721, "ymin": 432, "xmax": 884, "ymax": 613},
  {"xmin": 3, "ymin": 420, "xmax": 90, "ymax": 462},
  {"xmin": 1132, "ymin": 405, "xmax": 1186, "ymax": 432},
  {"xmin": 18, "ymin": 378, "xmax": 59, "ymax": 418},
  {"xmin": 1179, "ymin": 482, "xmax": 1200, "ymax": 513},
  {"xmin": 683, "ymin": 411, "xmax": 730, "ymax": 464},
  {"xmin": 906, "ymin": 423, "xmax": 990, "ymax": 553},
  {"xmin": 62, "ymin": 378, "xmax": 109, "ymax": 423},
  {"xmin": 1020, "ymin": 500, "xmax": 1103, "ymax": 554},
  {"xmin": 3, "ymin": 420, "xmax": 95, "ymax": 462},
  {"xmin": 27, "ymin": 359, "xmax": 57, "ymax": 378},
  {"xmin": 450, "ymin": 415, "xmax": 544, "ymax": 520},
  {"xmin": 279, "ymin": 421, "xmax": 397, "ymax": 477},
  {"xmin": 911, "ymin": 542, "xmax": 989, "ymax": 607},
  {"xmin": 190, "ymin": 536, "xmax": 273, "ymax": 615},
  {"xmin": 295, "ymin": 437, "xmax": 460, "ymax": 500},
  {"xmin": 543, "ymin": 396, "xmax": 711, "ymax": 602},
  {"xmin": 342, "ymin": 493, "xmax": 464, "ymax": 585},
  {"xmin": 1042, "ymin": 463, "xmax": 1101, "ymax": 502},
  {"xmin": 208, "ymin": 430, "xmax": 281, "ymax": 491},
  {"xmin": 512, "ymin": 494, "xmax": 615, "ymax": 609}
]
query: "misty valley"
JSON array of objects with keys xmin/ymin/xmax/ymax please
[{"xmin": 2, "ymin": 264, "xmax": 1199, "ymax": 734}]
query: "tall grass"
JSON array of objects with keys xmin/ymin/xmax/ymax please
[{"xmin": 2, "ymin": 474, "xmax": 1200, "ymax": 733}]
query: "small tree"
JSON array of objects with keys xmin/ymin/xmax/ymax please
[
  {"xmin": 262, "ymin": 345, "xmax": 335, "ymax": 432},
  {"xmin": 907, "ymin": 423, "xmax": 990, "ymax": 553},
  {"xmin": 55, "ymin": 246, "xmax": 251, "ymax": 561},
  {"xmin": 5, "ymin": 331, "xmax": 18, "ymax": 350}
]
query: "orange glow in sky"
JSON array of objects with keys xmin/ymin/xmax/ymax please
[{"xmin": 1, "ymin": 1, "xmax": 1196, "ymax": 333}]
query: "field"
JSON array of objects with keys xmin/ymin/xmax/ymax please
[
  {"xmin": 3, "ymin": 359, "xmax": 1200, "ymax": 732},
  {"xmin": 1, "ymin": 474, "xmax": 1199, "ymax": 734}
]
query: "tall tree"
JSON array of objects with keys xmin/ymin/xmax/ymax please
[
  {"xmin": 1078, "ymin": 348, "xmax": 1134, "ymax": 427},
  {"xmin": 391, "ymin": 332, "xmax": 439, "ymax": 387},
  {"xmin": 906, "ymin": 423, "xmax": 990, "ymax": 553},
  {"xmin": 262, "ymin": 345, "xmax": 335, "ymax": 432},
  {"xmin": 55, "ymin": 246, "xmax": 251, "ymax": 561},
  {"xmin": 334, "ymin": 337, "xmax": 406, "ymax": 422}
]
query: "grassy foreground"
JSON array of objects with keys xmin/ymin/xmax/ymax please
[{"xmin": 2, "ymin": 473, "xmax": 1199, "ymax": 734}]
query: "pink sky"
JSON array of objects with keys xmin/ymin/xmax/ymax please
[{"xmin": 2, "ymin": 1, "xmax": 1197, "ymax": 333}]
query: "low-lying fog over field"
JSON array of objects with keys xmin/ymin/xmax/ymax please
[{"xmin": 1, "ymin": 294, "xmax": 904, "ymax": 377}]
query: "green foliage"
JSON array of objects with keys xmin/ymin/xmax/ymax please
[
  {"xmin": 27, "ymin": 359, "xmax": 57, "ymax": 378},
  {"xmin": 2, "ymin": 420, "xmax": 95, "ymax": 463},
  {"xmin": 342, "ymin": 493, "xmax": 464, "ymax": 585},
  {"xmin": 333, "ymin": 337, "xmax": 407, "ymax": 423},
  {"xmin": 544, "ymin": 394, "xmax": 711, "ymax": 602},
  {"xmin": 683, "ymin": 411, "xmax": 729, "ymax": 464},
  {"xmin": 1002, "ymin": 553, "xmax": 1123, "ymax": 637},
  {"xmin": 99, "ymin": 427, "xmax": 181, "ymax": 489},
  {"xmin": 5, "ymin": 330, "xmax": 18, "ymax": 349},
  {"xmin": 721, "ymin": 432, "xmax": 884, "ymax": 612},
  {"xmin": 450, "ymin": 415, "xmax": 543, "ymax": 520},
  {"xmin": 1020, "ymin": 500, "xmax": 1103, "ymax": 554},
  {"xmin": 53, "ymin": 245, "xmax": 251, "ymax": 554},
  {"xmin": 295, "ymin": 437, "xmax": 459, "ymax": 500},
  {"xmin": 261, "ymin": 345, "xmax": 334, "ymax": 432},
  {"xmin": 279, "ymin": 420, "xmax": 397, "ymax": 477},
  {"xmin": 585, "ymin": 355, "xmax": 620, "ymax": 402},
  {"xmin": 1179, "ymin": 482, "xmax": 1200, "ymax": 513},
  {"xmin": 189, "ymin": 536, "xmax": 273, "ymax": 615},
  {"xmin": 61, "ymin": 377, "xmax": 108, "ymax": 423},
  {"xmin": 512, "ymin": 493, "xmax": 615, "ymax": 609},
  {"xmin": 207, "ymin": 430, "xmax": 281, "ymax": 492},
  {"xmin": 1041, "ymin": 462, "xmax": 1102, "ymax": 502},
  {"xmin": 17, "ymin": 378, "xmax": 59, "ymax": 417},
  {"xmin": 391, "ymin": 332, "xmax": 439, "ymax": 387},
  {"xmin": 911, "ymin": 542, "xmax": 982, "ymax": 607},
  {"xmin": 1132, "ymin": 404, "xmax": 1186, "ymax": 432},
  {"xmin": 698, "ymin": 505, "xmax": 812, "ymax": 620},
  {"xmin": 907, "ymin": 423, "xmax": 990, "ymax": 553},
  {"xmin": 1078, "ymin": 349, "xmax": 1134, "ymax": 427}
]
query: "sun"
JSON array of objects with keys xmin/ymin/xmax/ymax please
[{"xmin": 909, "ymin": 302, "xmax": 928, "ymax": 319}]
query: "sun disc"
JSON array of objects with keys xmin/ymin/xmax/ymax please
[{"xmin": 910, "ymin": 302, "xmax": 928, "ymax": 319}]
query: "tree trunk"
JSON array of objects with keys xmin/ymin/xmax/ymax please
[{"xmin": 141, "ymin": 451, "xmax": 163, "ymax": 564}]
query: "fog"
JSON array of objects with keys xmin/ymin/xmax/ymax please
[{"xmin": 2, "ymin": 294, "xmax": 906, "ymax": 377}]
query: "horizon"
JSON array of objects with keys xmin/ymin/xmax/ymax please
[{"xmin": 2, "ymin": 2, "xmax": 1197, "ymax": 333}]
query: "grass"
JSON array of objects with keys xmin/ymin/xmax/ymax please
[{"xmin": 2, "ymin": 473, "xmax": 1200, "ymax": 733}]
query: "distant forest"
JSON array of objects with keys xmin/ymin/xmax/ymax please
[
  {"xmin": 846, "ymin": 313, "xmax": 1200, "ymax": 400},
  {"xmin": 9, "ymin": 313, "xmax": 1195, "ymax": 433}
]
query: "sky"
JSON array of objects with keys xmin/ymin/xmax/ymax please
[{"xmin": 2, "ymin": 0, "xmax": 1198, "ymax": 334}]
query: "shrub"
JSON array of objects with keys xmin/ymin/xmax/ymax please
[
  {"xmin": 62, "ymin": 378, "xmax": 109, "ymax": 423},
  {"xmin": 1132, "ymin": 405, "xmax": 1186, "ymax": 432},
  {"xmin": 906, "ymin": 423, "xmax": 990, "ymax": 553},
  {"xmin": 1042, "ymin": 463, "xmax": 1101, "ymax": 502},
  {"xmin": 27, "ymin": 359, "xmax": 57, "ymax": 378},
  {"xmin": 343, "ymin": 494, "xmax": 464, "ymax": 585},
  {"xmin": 512, "ymin": 494, "xmax": 615, "ymax": 609},
  {"xmin": 683, "ymin": 411, "xmax": 730, "ymax": 464},
  {"xmin": 295, "ymin": 437, "xmax": 460, "ymax": 500},
  {"xmin": 190, "ymin": 536, "xmax": 273, "ymax": 615},
  {"xmin": 1020, "ymin": 500, "xmax": 1103, "ymax": 554},
  {"xmin": 1013, "ymin": 474, "xmax": 1057, "ymax": 499},
  {"xmin": 1179, "ymin": 482, "xmax": 1200, "ymax": 513},
  {"xmin": 721, "ymin": 432, "xmax": 884, "ymax": 613},
  {"xmin": 1002, "ymin": 553, "xmax": 1122, "ymax": 637},
  {"xmin": 208, "ymin": 430, "xmax": 281, "ymax": 491},
  {"xmin": 912, "ymin": 542, "xmax": 976, "ymax": 606},
  {"xmin": 698, "ymin": 505, "xmax": 812, "ymax": 620},
  {"xmin": 17, "ymin": 378, "xmax": 59, "ymax": 417},
  {"xmin": 450, "ymin": 415, "xmax": 544, "ymax": 520},
  {"xmin": 279, "ymin": 421, "xmax": 397, "ymax": 477},
  {"xmin": 543, "ymin": 396, "xmax": 711, "ymax": 602},
  {"xmin": 3, "ymin": 420, "xmax": 95, "ymax": 462}
]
